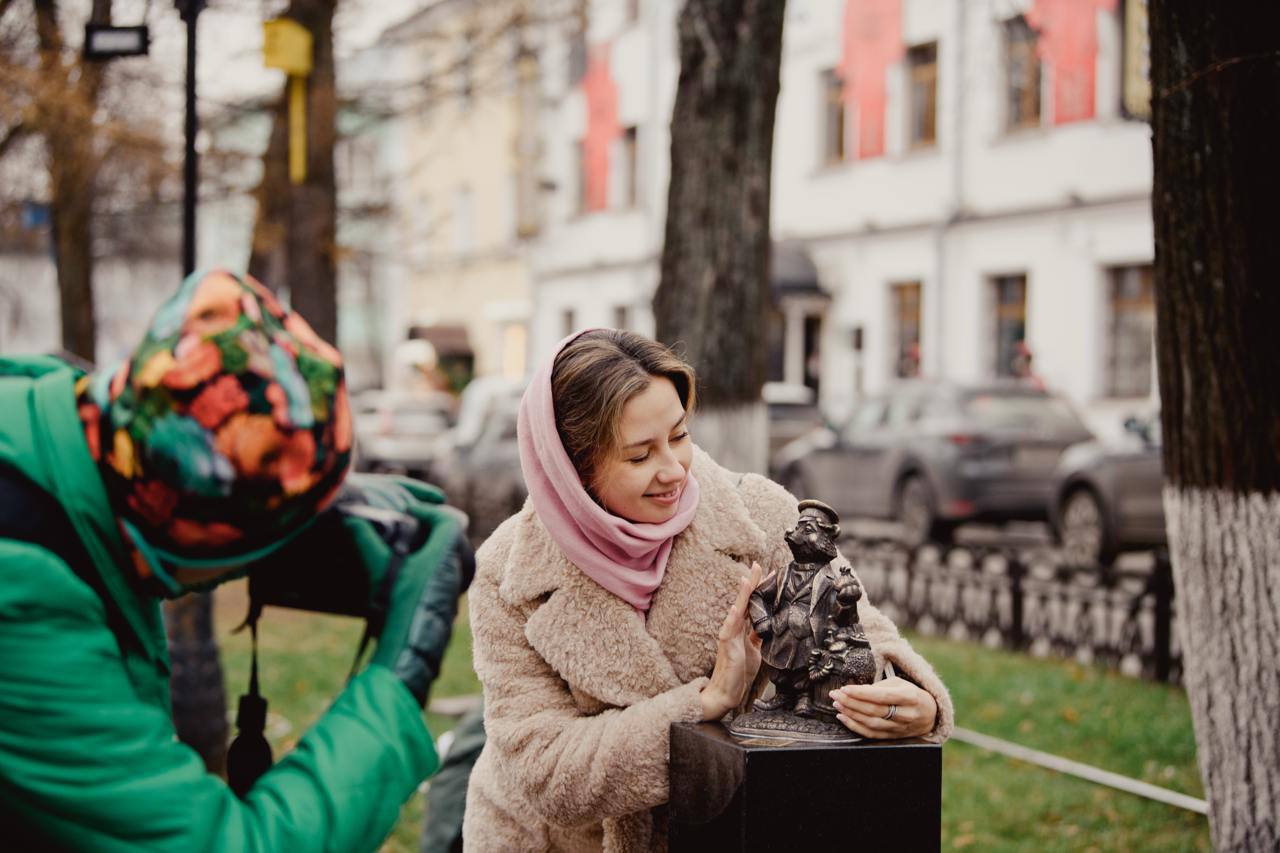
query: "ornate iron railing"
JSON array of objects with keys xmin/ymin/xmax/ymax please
[{"xmin": 844, "ymin": 537, "xmax": 1181, "ymax": 684}]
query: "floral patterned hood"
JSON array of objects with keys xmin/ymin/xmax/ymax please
[{"xmin": 76, "ymin": 269, "xmax": 352, "ymax": 577}]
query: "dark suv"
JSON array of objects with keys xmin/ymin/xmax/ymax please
[
  {"xmin": 1048, "ymin": 413, "xmax": 1165, "ymax": 567},
  {"xmin": 771, "ymin": 381, "xmax": 1094, "ymax": 547}
]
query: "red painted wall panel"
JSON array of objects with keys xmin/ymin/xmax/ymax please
[
  {"xmin": 582, "ymin": 44, "xmax": 619, "ymax": 212},
  {"xmin": 839, "ymin": 0, "xmax": 904, "ymax": 160},
  {"xmin": 1028, "ymin": 0, "xmax": 1118, "ymax": 124}
]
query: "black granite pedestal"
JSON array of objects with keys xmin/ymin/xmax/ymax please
[{"xmin": 668, "ymin": 722, "xmax": 941, "ymax": 852}]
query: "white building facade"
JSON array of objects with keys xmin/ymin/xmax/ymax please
[
  {"xmin": 528, "ymin": 0, "xmax": 1155, "ymax": 439},
  {"xmin": 526, "ymin": 0, "xmax": 681, "ymax": 354}
]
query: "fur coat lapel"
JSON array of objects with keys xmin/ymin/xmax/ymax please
[{"xmin": 498, "ymin": 447, "xmax": 771, "ymax": 708}]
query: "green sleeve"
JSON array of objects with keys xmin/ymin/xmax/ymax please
[{"xmin": 0, "ymin": 543, "xmax": 438, "ymax": 852}]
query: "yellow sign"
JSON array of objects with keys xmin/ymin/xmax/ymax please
[
  {"xmin": 263, "ymin": 18, "xmax": 312, "ymax": 75},
  {"xmin": 264, "ymin": 18, "xmax": 313, "ymax": 184}
]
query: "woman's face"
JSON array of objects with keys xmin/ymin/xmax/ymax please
[{"xmin": 593, "ymin": 375, "xmax": 693, "ymax": 524}]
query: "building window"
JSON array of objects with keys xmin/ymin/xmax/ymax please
[
  {"xmin": 821, "ymin": 69, "xmax": 846, "ymax": 164},
  {"xmin": 622, "ymin": 126, "xmax": 638, "ymax": 207},
  {"xmin": 1106, "ymin": 264, "xmax": 1155, "ymax": 397},
  {"xmin": 803, "ymin": 314, "xmax": 822, "ymax": 392},
  {"xmin": 573, "ymin": 139, "xmax": 587, "ymax": 215},
  {"xmin": 451, "ymin": 186, "xmax": 474, "ymax": 255},
  {"xmin": 992, "ymin": 274, "xmax": 1028, "ymax": 377},
  {"xmin": 1004, "ymin": 16, "xmax": 1042, "ymax": 130},
  {"xmin": 561, "ymin": 308, "xmax": 576, "ymax": 338},
  {"xmin": 613, "ymin": 305, "xmax": 630, "ymax": 331},
  {"xmin": 907, "ymin": 43, "xmax": 938, "ymax": 147},
  {"xmin": 567, "ymin": 17, "xmax": 587, "ymax": 86},
  {"xmin": 458, "ymin": 31, "xmax": 476, "ymax": 104},
  {"xmin": 891, "ymin": 282, "xmax": 922, "ymax": 378},
  {"xmin": 501, "ymin": 322, "xmax": 527, "ymax": 380},
  {"xmin": 411, "ymin": 194, "xmax": 432, "ymax": 267}
]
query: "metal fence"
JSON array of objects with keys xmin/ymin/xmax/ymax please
[{"xmin": 844, "ymin": 536, "xmax": 1181, "ymax": 684}]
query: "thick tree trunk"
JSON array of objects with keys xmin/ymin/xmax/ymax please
[
  {"xmin": 653, "ymin": 0, "xmax": 785, "ymax": 474},
  {"xmin": 248, "ymin": 0, "xmax": 339, "ymax": 344},
  {"xmin": 33, "ymin": 0, "xmax": 111, "ymax": 361},
  {"xmin": 48, "ymin": 156, "xmax": 96, "ymax": 360},
  {"xmin": 163, "ymin": 594, "xmax": 228, "ymax": 775},
  {"xmin": 1149, "ymin": 2, "xmax": 1280, "ymax": 848}
]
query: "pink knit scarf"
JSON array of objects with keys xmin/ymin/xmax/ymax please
[{"xmin": 517, "ymin": 331, "xmax": 700, "ymax": 611}]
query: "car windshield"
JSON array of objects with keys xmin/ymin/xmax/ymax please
[
  {"xmin": 961, "ymin": 392, "xmax": 1085, "ymax": 432},
  {"xmin": 842, "ymin": 399, "xmax": 888, "ymax": 439}
]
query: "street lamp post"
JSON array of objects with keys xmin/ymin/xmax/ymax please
[
  {"xmin": 176, "ymin": 0, "xmax": 206, "ymax": 276},
  {"xmin": 167, "ymin": 0, "xmax": 227, "ymax": 778}
]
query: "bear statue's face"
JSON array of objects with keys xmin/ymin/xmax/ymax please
[{"xmin": 785, "ymin": 513, "xmax": 838, "ymax": 563}]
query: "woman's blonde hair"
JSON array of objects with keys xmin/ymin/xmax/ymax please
[{"xmin": 551, "ymin": 329, "xmax": 697, "ymax": 491}]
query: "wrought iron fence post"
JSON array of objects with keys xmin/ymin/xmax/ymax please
[
  {"xmin": 1153, "ymin": 549, "xmax": 1174, "ymax": 682},
  {"xmin": 1008, "ymin": 555, "xmax": 1026, "ymax": 651}
]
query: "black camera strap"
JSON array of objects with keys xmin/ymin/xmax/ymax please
[{"xmin": 227, "ymin": 593, "xmax": 272, "ymax": 797}]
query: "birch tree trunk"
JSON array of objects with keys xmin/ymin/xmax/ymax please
[
  {"xmin": 1149, "ymin": 3, "xmax": 1280, "ymax": 848},
  {"xmin": 653, "ymin": 0, "xmax": 785, "ymax": 474}
]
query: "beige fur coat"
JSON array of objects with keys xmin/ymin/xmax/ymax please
[{"xmin": 463, "ymin": 448, "xmax": 954, "ymax": 853}]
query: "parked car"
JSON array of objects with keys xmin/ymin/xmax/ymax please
[
  {"xmin": 429, "ymin": 377, "xmax": 527, "ymax": 545},
  {"xmin": 1049, "ymin": 412, "xmax": 1166, "ymax": 567},
  {"xmin": 352, "ymin": 390, "xmax": 455, "ymax": 479},
  {"xmin": 771, "ymin": 380, "xmax": 1095, "ymax": 547},
  {"xmin": 763, "ymin": 381, "xmax": 824, "ymax": 457}
]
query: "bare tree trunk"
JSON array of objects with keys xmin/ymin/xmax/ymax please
[
  {"xmin": 248, "ymin": 0, "xmax": 339, "ymax": 344},
  {"xmin": 163, "ymin": 594, "xmax": 228, "ymax": 775},
  {"xmin": 653, "ymin": 0, "xmax": 785, "ymax": 474},
  {"xmin": 33, "ymin": 0, "xmax": 111, "ymax": 361},
  {"xmin": 48, "ymin": 161, "xmax": 95, "ymax": 359},
  {"xmin": 1149, "ymin": 2, "xmax": 1280, "ymax": 848}
]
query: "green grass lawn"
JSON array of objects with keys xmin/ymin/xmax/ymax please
[
  {"xmin": 913, "ymin": 636, "xmax": 1208, "ymax": 851},
  {"xmin": 213, "ymin": 584, "xmax": 1208, "ymax": 851}
]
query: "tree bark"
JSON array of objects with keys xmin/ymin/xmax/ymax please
[
  {"xmin": 248, "ymin": 0, "xmax": 339, "ymax": 345},
  {"xmin": 653, "ymin": 0, "xmax": 786, "ymax": 474},
  {"xmin": 33, "ymin": 0, "xmax": 111, "ymax": 361},
  {"xmin": 1149, "ymin": 2, "xmax": 1280, "ymax": 848},
  {"xmin": 163, "ymin": 594, "xmax": 228, "ymax": 776}
]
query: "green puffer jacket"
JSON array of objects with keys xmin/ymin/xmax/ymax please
[{"xmin": 0, "ymin": 356, "xmax": 438, "ymax": 851}]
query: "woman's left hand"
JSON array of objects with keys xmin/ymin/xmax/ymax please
[{"xmin": 829, "ymin": 676, "xmax": 938, "ymax": 739}]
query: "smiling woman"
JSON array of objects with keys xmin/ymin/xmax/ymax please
[
  {"xmin": 551, "ymin": 333, "xmax": 696, "ymax": 526},
  {"xmin": 462, "ymin": 329, "xmax": 954, "ymax": 852}
]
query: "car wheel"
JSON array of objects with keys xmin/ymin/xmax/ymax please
[
  {"xmin": 896, "ymin": 476, "xmax": 936, "ymax": 549},
  {"xmin": 1059, "ymin": 488, "xmax": 1114, "ymax": 567}
]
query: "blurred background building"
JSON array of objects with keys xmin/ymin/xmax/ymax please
[
  {"xmin": 380, "ymin": 0, "xmax": 538, "ymax": 389},
  {"xmin": 513, "ymin": 0, "xmax": 1155, "ymax": 439},
  {"xmin": 0, "ymin": 0, "xmax": 1156, "ymax": 439}
]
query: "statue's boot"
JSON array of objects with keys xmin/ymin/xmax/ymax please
[
  {"xmin": 794, "ymin": 695, "xmax": 816, "ymax": 718},
  {"xmin": 752, "ymin": 691, "xmax": 798, "ymax": 712}
]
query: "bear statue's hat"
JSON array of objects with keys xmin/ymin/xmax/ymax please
[{"xmin": 797, "ymin": 498, "xmax": 840, "ymax": 527}]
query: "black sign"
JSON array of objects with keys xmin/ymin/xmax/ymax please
[{"xmin": 83, "ymin": 24, "xmax": 150, "ymax": 60}]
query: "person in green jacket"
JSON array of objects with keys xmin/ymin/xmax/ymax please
[{"xmin": 0, "ymin": 269, "xmax": 471, "ymax": 851}]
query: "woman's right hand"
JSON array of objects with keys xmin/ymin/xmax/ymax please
[{"xmin": 700, "ymin": 562, "xmax": 764, "ymax": 721}]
